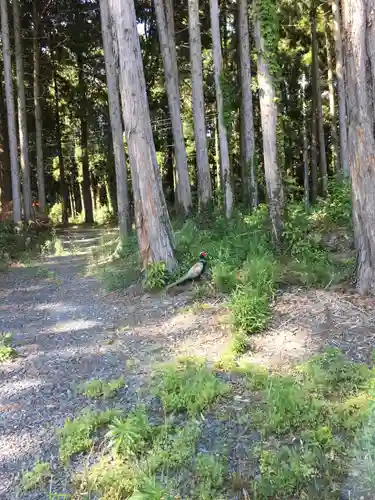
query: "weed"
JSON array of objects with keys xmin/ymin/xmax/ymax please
[
  {"xmin": 59, "ymin": 408, "xmax": 122, "ymax": 463},
  {"xmin": 230, "ymin": 286, "xmax": 271, "ymax": 336},
  {"xmin": 76, "ymin": 456, "xmax": 135, "ymax": 500},
  {"xmin": 147, "ymin": 420, "xmax": 201, "ymax": 472},
  {"xmin": 21, "ymin": 461, "xmax": 52, "ymax": 491},
  {"xmin": 77, "ymin": 376, "xmax": 126, "ymax": 399},
  {"xmin": 152, "ymin": 357, "xmax": 230, "ymax": 415},
  {"xmin": 299, "ymin": 347, "xmax": 371, "ymax": 397},
  {"xmin": 255, "ymin": 374, "xmax": 328, "ymax": 436},
  {"xmin": 105, "ymin": 407, "xmax": 152, "ymax": 457},
  {"xmin": 143, "ymin": 261, "xmax": 167, "ymax": 290},
  {"xmin": 192, "ymin": 453, "xmax": 225, "ymax": 499},
  {"xmin": 0, "ymin": 332, "xmax": 17, "ymax": 363}
]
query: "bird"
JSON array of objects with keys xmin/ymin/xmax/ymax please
[{"xmin": 166, "ymin": 251, "xmax": 207, "ymax": 290}]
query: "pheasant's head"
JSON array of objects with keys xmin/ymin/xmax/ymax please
[{"xmin": 199, "ymin": 251, "xmax": 207, "ymax": 260}]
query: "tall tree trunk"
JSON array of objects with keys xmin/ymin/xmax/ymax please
[
  {"xmin": 0, "ymin": 82, "xmax": 12, "ymax": 207},
  {"xmin": 52, "ymin": 43, "xmax": 69, "ymax": 225},
  {"xmin": 342, "ymin": 0, "xmax": 375, "ymax": 294},
  {"xmin": 311, "ymin": 6, "xmax": 328, "ymax": 197},
  {"xmin": 154, "ymin": 0, "xmax": 192, "ymax": 215},
  {"xmin": 324, "ymin": 20, "xmax": 339, "ymax": 175},
  {"xmin": 238, "ymin": 0, "xmax": 257, "ymax": 209},
  {"xmin": 301, "ymin": 73, "xmax": 310, "ymax": 211},
  {"xmin": 332, "ymin": 0, "xmax": 349, "ymax": 176},
  {"xmin": 311, "ymin": 63, "xmax": 318, "ymax": 204},
  {"xmin": 188, "ymin": 0, "xmax": 212, "ymax": 209},
  {"xmin": 33, "ymin": 0, "xmax": 46, "ymax": 213},
  {"xmin": 254, "ymin": 12, "xmax": 284, "ymax": 247},
  {"xmin": 12, "ymin": 0, "xmax": 33, "ymax": 221},
  {"xmin": 100, "ymin": 0, "xmax": 129, "ymax": 239},
  {"xmin": 108, "ymin": 0, "xmax": 176, "ymax": 271},
  {"xmin": 210, "ymin": 0, "xmax": 233, "ymax": 218},
  {"xmin": 77, "ymin": 52, "xmax": 94, "ymax": 224},
  {"xmin": 0, "ymin": 0, "xmax": 21, "ymax": 223}
]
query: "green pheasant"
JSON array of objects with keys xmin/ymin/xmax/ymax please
[{"xmin": 166, "ymin": 251, "xmax": 207, "ymax": 290}]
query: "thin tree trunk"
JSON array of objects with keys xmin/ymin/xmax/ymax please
[
  {"xmin": 154, "ymin": 0, "xmax": 192, "ymax": 214},
  {"xmin": 108, "ymin": 0, "xmax": 176, "ymax": 271},
  {"xmin": 324, "ymin": 20, "xmax": 339, "ymax": 175},
  {"xmin": 331, "ymin": 0, "xmax": 349, "ymax": 176},
  {"xmin": 342, "ymin": 0, "xmax": 375, "ymax": 294},
  {"xmin": 311, "ymin": 6, "xmax": 328, "ymax": 197},
  {"xmin": 311, "ymin": 57, "xmax": 318, "ymax": 204},
  {"xmin": 238, "ymin": 0, "xmax": 257, "ymax": 209},
  {"xmin": 99, "ymin": 0, "xmax": 129, "ymax": 239},
  {"xmin": 254, "ymin": 12, "xmax": 284, "ymax": 247},
  {"xmin": 301, "ymin": 73, "xmax": 310, "ymax": 211},
  {"xmin": 77, "ymin": 52, "xmax": 94, "ymax": 224},
  {"xmin": 188, "ymin": 0, "xmax": 212, "ymax": 209},
  {"xmin": 52, "ymin": 43, "xmax": 69, "ymax": 225},
  {"xmin": 210, "ymin": 0, "xmax": 233, "ymax": 218},
  {"xmin": 0, "ymin": 82, "xmax": 12, "ymax": 207},
  {"xmin": 0, "ymin": 0, "xmax": 21, "ymax": 223},
  {"xmin": 12, "ymin": 0, "xmax": 33, "ymax": 221},
  {"xmin": 33, "ymin": 0, "xmax": 46, "ymax": 213}
]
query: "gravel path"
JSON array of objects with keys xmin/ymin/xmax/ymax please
[{"xmin": 0, "ymin": 228, "xmax": 230, "ymax": 499}]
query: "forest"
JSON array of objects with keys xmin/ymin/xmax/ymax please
[{"xmin": 1, "ymin": 0, "xmax": 375, "ymax": 499}]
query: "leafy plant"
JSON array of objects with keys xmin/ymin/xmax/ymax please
[
  {"xmin": 21, "ymin": 461, "xmax": 52, "ymax": 491},
  {"xmin": 77, "ymin": 376, "xmax": 126, "ymax": 399},
  {"xmin": 0, "ymin": 332, "xmax": 17, "ymax": 363},
  {"xmin": 152, "ymin": 357, "xmax": 230, "ymax": 415},
  {"xmin": 143, "ymin": 261, "xmax": 167, "ymax": 290}
]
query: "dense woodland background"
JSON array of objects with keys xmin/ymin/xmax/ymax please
[{"xmin": 0, "ymin": 0, "xmax": 374, "ymax": 293}]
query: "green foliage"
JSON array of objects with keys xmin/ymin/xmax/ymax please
[
  {"xmin": 254, "ymin": 0, "xmax": 281, "ymax": 80},
  {"xmin": 21, "ymin": 461, "xmax": 52, "ymax": 492},
  {"xmin": 143, "ymin": 261, "xmax": 167, "ymax": 290},
  {"xmin": 192, "ymin": 454, "xmax": 225, "ymax": 499},
  {"xmin": 219, "ymin": 70, "xmax": 239, "ymax": 135},
  {"xmin": 77, "ymin": 376, "xmax": 126, "ymax": 399},
  {"xmin": 58, "ymin": 408, "xmax": 122, "ymax": 463},
  {"xmin": 48, "ymin": 203, "xmax": 63, "ymax": 225},
  {"xmin": 105, "ymin": 407, "xmax": 152, "ymax": 457},
  {"xmin": 0, "ymin": 333, "xmax": 17, "ymax": 363},
  {"xmin": 152, "ymin": 357, "xmax": 231, "ymax": 415}
]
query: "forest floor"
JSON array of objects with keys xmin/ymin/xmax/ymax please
[{"xmin": 1, "ymin": 228, "xmax": 375, "ymax": 499}]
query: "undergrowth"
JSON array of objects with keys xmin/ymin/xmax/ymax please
[
  {"xmin": 90, "ymin": 180, "xmax": 354, "ymax": 353},
  {"xmin": 23, "ymin": 349, "xmax": 375, "ymax": 499}
]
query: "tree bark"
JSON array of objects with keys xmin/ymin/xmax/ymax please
[
  {"xmin": 33, "ymin": 0, "xmax": 46, "ymax": 213},
  {"xmin": 254, "ymin": 12, "xmax": 284, "ymax": 247},
  {"xmin": 210, "ymin": 0, "xmax": 233, "ymax": 218},
  {"xmin": 99, "ymin": 0, "xmax": 129, "ymax": 239},
  {"xmin": 342, "ymin": 0, "xmax": 375, "ymax": 294},
  {"xmin": 311, "ymin": 6, "xmax": 328, "ymax": 197},
  {"xmin": 154, "ymin": 0, "xmax": 192, "ymax": 215},
  {"xmin": 108, "ymin": 0, "xmax": 176, "ymax": 271},
  {"xmin": 238, "ymin": 0, "xmax": 257, "ymax": 209},
  {"xmin": 0, "ymin": 0, "xmax": 22, "ymax": 223},
  {"xmin": 77, "ymin": 52, "xmax": 94, "ymax": 224},
  {"xmin": 52, "ymin": 43, "xmax": 69, "ymax": 225},
  {"xmin": 188, "ymin": 0, "xmax": 212, "ymax": 209},
  {"xmin": 0, "ymin": 81, "xmax": 12, "ymax": 207},
  {"xmin": 331, "ymin": 0, "xmax": 349, "ymax": 176},
  {"xmin": 300, "ymin": 73, "xmax": 310, "ymax": 211},
  {"xmin": 12, "ymin": 0, "xmax": 33, "ymax": 221},
  {"xmin": 324, "ymin": 20, "xmax": 339, "ymax": 175}
]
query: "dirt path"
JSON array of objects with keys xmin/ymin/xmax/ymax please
[{"xmin": 0, "ymin": 228, "xmax": 229, "ymax": 499}]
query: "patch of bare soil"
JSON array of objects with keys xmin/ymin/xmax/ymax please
[{"xmin": 242, "ymin": 287, "xmax": 375, "ymax": 370}]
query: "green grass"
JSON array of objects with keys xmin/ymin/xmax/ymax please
[
  {"xmin": 77, "ymin": 376, "xmax": 126, "ymax": 399},
  {"xmin": 44, "ymin": 346, "xmax": 375, "ymax": 499},
  {"xmin": 21, "ymin": 461, "xmax": 52, "ymax": 491},
  {"xmin": 0, "ymin": 333, "xmax": 17, "ymax": 363},
  {"xmin": 151, "ymin": 356, "xmax": 231, "ymax": 415}
]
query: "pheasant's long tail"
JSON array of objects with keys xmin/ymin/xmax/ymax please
[{"xmin": 165, "ymin": 274, "xmax": 189, "ymax": 290}]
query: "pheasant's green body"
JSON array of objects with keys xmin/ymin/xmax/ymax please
[{"xmin": 166, "ymin": 252, "xmax": 207, "ymax": 289}]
